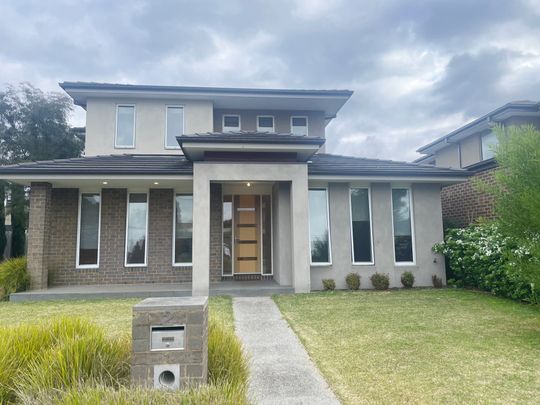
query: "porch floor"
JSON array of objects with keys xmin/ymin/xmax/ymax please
[{"xmin": 9, "ymin": 280, "xmax": 294, "ymax": 302}]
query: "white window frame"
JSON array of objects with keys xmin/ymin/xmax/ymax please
[
  {"xmin": 165, "ymin": 105, "xmax": 184, "ymax": 150},
  {"xmin": 172, "ymin": 193, "xmax": 193, "ymax": 267},
  {"xmin": 256, "ymin": 115, "xmax": 275, "ymax": 132},
  {"xmin": 308, "ymin": 187, "xmax": 332, "ymax": 266},
  {"xmin": 290, "ymin": 115, "xmax": 309, "ymax": 136},
  {"xmin": 481, "ymin": 131, "xmax": 497, "ymax": 161},
  {"xmin": 349, "ymin": 186, "xmax": 374, "ymax": 265},
  {"xmin": 390, "ymin": 186, "xmax": 416, "ymax": 266},
  {"xmin": 75, "ymin": 191, "xmax": 102, "ymax": 269},
  {"xmin": 115, "ymin": 104, "xmax": 136, "ymax": 149},
  {"xmin": 124, "ymin": 191, "xmax": 149, "ymax": 267},
  {"xmin": 222, "ymin": 114, "xmax": 241, "ymax": 132}
]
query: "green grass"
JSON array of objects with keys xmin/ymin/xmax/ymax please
[
  {"xmin": 0, "ymin": 295, "xmax": 234, "ymax": 337},
  {"xmin": 274, "ymin": 289, "xmax": 540, "ymax": 405}
]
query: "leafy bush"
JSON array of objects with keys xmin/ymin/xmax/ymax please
[
  {"xmin": 370, "ymin": 273, "xmax": 389, "ymax": 290},
  {"xmin": 0, "ymin": 257, "xmax": 28, "ymax": 300},
  {"xmin": 322, "ymin": 279, "xmax": 336, "ymax": 291},
  {"xmin": 433, "ymin": 223, "xmax": 539, "ymax": 302},
  {"xmin": 0, "ymin": 317, "xmax": 130, "ymax": 403},
  {"xmin": 208, "ymin": 318, "xmax": 248, "ymax": 389},
  {"xmin": 401, "ymin": 272, "xmax": 415, "ymax": 288},
  {"xmin": 432, "ymin": 275, "xmax": 443, "ymax": 288},
  {"xmin": 345, "ymin": 273, "xmax": 360, "ymax": 290}
]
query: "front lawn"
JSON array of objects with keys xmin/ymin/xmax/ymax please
[{"xmin": 274, "ymin": 289, "xmax": 540, "ymax": 404}]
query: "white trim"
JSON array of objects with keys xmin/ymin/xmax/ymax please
[
  {"xmin": 115, "ymin": 104, "xmax": 136, "ymax": 149},
  {"xmin": 165, "ymin": 105, "xmax": 184, "ymax": 150},
  {"xmin": 256, "ymin": 115, "xmax": 275, "ymax": 132},
  {"xmin": 349, "ymin": 186, "xmax": 374, "ymax": 265},
  {"xmin": 222, "ymin": 114, "xmax": 241, "ymax": 132},
  {"xmin": 308, "ymin": 187, "xmax": 332, "ymax": 266},
  {"xmin": 290, "ymin": 115, "xmax": 309, "ymax": 136},
  {"xmin": 75, "ymin": 191, "xmax": 102, "ymax": 269},
  {"xmin": 390, "ymin": 187, "xmax": 416, "ymax": 266},
  {"xmin": 124, "ymin": 191, "xmax": 149, "ymax": 267},
  {"xmin": 172, "ymin": 193, "xmax": 193, "ymax": 267}
]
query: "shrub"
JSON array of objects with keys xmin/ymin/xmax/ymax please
[
  {"xmin": 0, "ymin": 317, "xmax": 129, "ymax": 403},
  {"xmin": 345, "ymin": 273, "xmax": 360, "ymax": 290},
  {"xmin": 0, "ymin": 257, "xmax": 28, "ymax": 300},
  {"xmin": 370, "ymin": 273, "xmax": 389, "ymax": 290},
  {"xmin": 432, "ymin": 275, "xmax": 443, "ymax": 289},
  {"xmin": 433, "ymin": 223, "xmax": 539, "ymax": 302},
  {"xmin": 322, "ymin": 279, "xmax": 336, "ymax": 291},
  {"xmin": 401, "ymin": 271, "xmax": 415, "ymax": 288},
  {"xmin": 208, "ymin": 318, "xmax": 248, "ymax": 389}
]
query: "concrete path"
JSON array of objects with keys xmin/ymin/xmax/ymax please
[{"xmin": 234, "ymin": 297, "xmax": 340, "ymax": 405}]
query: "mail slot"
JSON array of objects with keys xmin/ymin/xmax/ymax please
[{"xmin": 151, "ymin": 325, "xmax": 184, "ymax": 351}]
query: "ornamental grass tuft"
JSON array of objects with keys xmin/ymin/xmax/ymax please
[{"xmin": 0, "ymin": 257, "xmax": 28, "ymax": 300}]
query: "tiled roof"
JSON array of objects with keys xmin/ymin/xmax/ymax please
[
  {"xmin": 0, "ymin": 153, "xmax": 469, "ymax": 178},
  {"xmin": 177, "ymin": 132, "xmax": 326, "ymax": 145},
  {"xmin": 308, "ymin": 153, "xmax": 470, "ymax": 177}
]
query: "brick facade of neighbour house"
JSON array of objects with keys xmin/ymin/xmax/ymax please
[
  {"xmin": 441, "ymin": 167, "xmax": 498, "ymax": 228},
  {"xmin": 209, "ymin": 183, "xmax": 223, "ymax": 282},
  {"xmin": 27, "ymin": 182, "xmax": 52, "ymax": 289},
  {"xmin": 45, "ymin": 187, "xmax": 192, "ymax": 286}
]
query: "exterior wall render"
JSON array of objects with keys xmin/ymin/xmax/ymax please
[{"xmin": 309, "ymin": 182, "xmax": 446, "ymax": 290}]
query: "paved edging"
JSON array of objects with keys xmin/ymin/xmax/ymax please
[{"xmin": 233, "ymin": 297, "xmax": 340, "ymax": 405}]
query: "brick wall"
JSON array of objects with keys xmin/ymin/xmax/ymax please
[
  {"xmin": 441, "ymin": 167, "xmax": 498, "ymax": 227},
  {"xmin": 48, "ymin": 188, "xmax": 192, "ymax": 286},
  {"xmin": 209, "ymin": 183, "xmax": 222, "ymax": 282},
  {"xmin": 27, "ymin": 182, "xmax": 52, "ymax": 289}
]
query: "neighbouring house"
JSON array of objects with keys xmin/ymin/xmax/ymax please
[
  {"xmin": 0, "ymin": 82, "xmax": 468, "ymax": 295},
  {"xmin": 415, "ymin": 101, "xmax": 540, "ymax": 228}
]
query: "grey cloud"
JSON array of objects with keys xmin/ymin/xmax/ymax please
[{"xmin": 1, "ymin": 0, "xmax": 539, "ymax": 161}]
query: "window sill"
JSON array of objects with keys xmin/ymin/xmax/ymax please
[
  {"xmin": 173, "ymin": 263, "xmax": 192, "ymax": 267},
  {"xmin": 76, "ymin": 265, "xmax": 99, "ymax": 270},
  {"xmin": 310, "ymin": 262, "xmax": 332, "ymax": 267},
  {"xmin": 352, "ymin": 262, "xmax": 375, "ymax": 266}
]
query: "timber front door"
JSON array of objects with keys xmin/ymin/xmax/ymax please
[{"xmin": 234, "ymin": 195, "xmax": 261, "ymax": 273}]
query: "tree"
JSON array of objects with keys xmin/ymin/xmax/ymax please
[
  {"xmin": 491, "ymin": 124, "xmax": 540, "ymax": 286},
  {"xmin": 0, "ymin": 83, "xmax": 83, "ymax": 256}
]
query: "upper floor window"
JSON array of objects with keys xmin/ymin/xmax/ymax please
[
  {"xmin": 481, "ymin": 131, "xmax": 498, "ymax": 160},
  {"xmin": 115, "ymin": 105, "xmax": 135, "ymax": 148},
  {"xmin": 223, "ymin": 115, "xmax": 240, "ymax": 132},
  {"xmin": 291, "ymin": 116, "xmax": 308, "ymax": 135},
  {"xmin": 257, "ymin": 116, "xmax": 274, "ymax": 132},
  {"xmin": 165, "ymin": 106, "xmax": 184, "ymax": 149}
]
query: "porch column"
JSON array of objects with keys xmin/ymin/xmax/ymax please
[
  {"xmin": 290, "ymin": 167, "xmax": 311, "ymax": 293},
  {"xmin": 192, "ymin": 165, "xmax": 210, "ymax": 296},
  {"xmin": 27, "ymin": 182, "xmax": 52, "ymax": 290}
]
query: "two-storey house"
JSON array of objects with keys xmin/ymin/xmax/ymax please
[
  {"xmin": 415, "ymin": 101, "xmax": 540, "ymax": 227},
  {"xmin": 0, "ymin": 82, "xmax": 468, "ymax": 297}
]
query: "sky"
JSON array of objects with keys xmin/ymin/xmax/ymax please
[{"xmin": 1, "ymin": 0, "xmax": 539, "ymax": 161}]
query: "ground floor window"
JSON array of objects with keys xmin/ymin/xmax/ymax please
[
  {"xmin": 309, "ymin": 188, "xmax": 331, "ymax": 264},
  {"xmin": 174, "ymin": 194, "xmax": 193, "ymax": 265},
  {"xmin": 125, "ymin": 193, "xmax": 148, "ymax": 266},
  {"xmin": 391, "ymin": 188, "xmax": 415, "ymax": 263},
  {"xmin": 77, "ymin": 193, "xmax": 101, "ymax": 267},
  {"xmin": 350, "ymin": 188, "xmax": 373, "ymax": 264}
]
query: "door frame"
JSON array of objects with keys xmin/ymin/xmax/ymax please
[{"xmin": 221, "ymin": 192, "xmax": 273, "ymax": 276}]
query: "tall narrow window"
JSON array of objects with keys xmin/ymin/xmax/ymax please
[
  {"xmin": 350, "ymin": 188, "xmax": 373, "ymax": 263},
  {"xmin": 174, "ymin": 195, "xmax": 193, "ymax": 265},
  {"xmin": 77, "ymin": 193, "xmax": 101, "ymax": 267},
  {"xmin": 481, "ymin": 131, "xmax": 498, "ymax": 160},
  {"xmin": 309, "ymin": 189, "xmax": 331, "ymax": 264},
  {"xmin": 257, "ymin": 116, "xmax": 274, "ymax": 132},
  {"xmin": 392, "ymin": 188, "xmax": 415, "ymax": 264},
  {"xmin": 166, "ymin": 106, "xmax": 184, "ymax": 148},
  {"xmin": 222, "ymin": 195, "xmax": 233, "ymax": 276},
  {"xmin": 116, "ymin": 105, "xmax": 135, "ymax": 148},
  {"xmin": 291, "ymin": 116, "xmax": 308, "ymax": 135},
  {"xmin": 125, "ymin": 193, "xmax": 148, "ymax": 266},
  {"xmin": 223, "ymin": 115, "xmax": 240, "ymax": 132}
]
